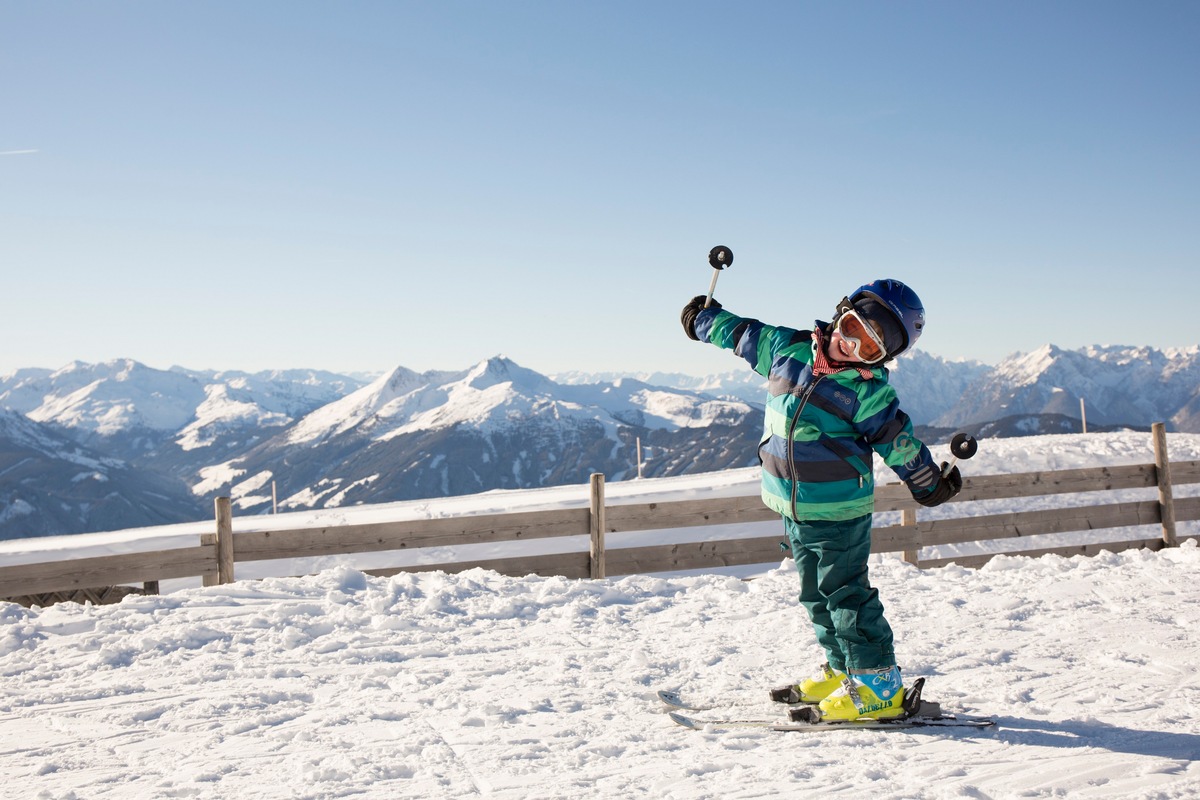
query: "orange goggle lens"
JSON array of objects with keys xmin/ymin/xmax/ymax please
[{"xmin": 837, "ymin": 311, "xmax": 888, "ymax": 363}]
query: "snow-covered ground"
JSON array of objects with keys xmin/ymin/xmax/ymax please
[
  {"xmin": 4, "ymin": 549, "xmax": 1200, "ymax": 799},
  {"xmin": 2, "ymin": 431, "xmax": 1200, "ymax": 798}
]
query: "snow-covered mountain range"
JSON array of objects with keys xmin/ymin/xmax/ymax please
[
  {"xmin": 0, "ymin": 357, "xmax": 759, "ymax": 538},
  {"xmin": 932, "ymin": 344, "xmax": 1200, "ymax": 431},
  {"xmin": 2, "ymin": 343, "xmax": 1198, "ymax": 539}
]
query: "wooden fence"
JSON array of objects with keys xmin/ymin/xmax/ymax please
[{"xmin": 2, "ymin": 423, "xmax": 1197, "ymax": 606}]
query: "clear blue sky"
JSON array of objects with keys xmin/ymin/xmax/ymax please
[{"xmin": 2, "ymin": 1, "xmax": 1197, "ymax": 377}]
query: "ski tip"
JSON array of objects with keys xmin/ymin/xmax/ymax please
[
  {"xmin": 667, "ymin": 711, "xmax": 704, "ymax": 730},
  {"xmin": 657, "ymin": 689, "xmax": 683, "ymax": 706}
]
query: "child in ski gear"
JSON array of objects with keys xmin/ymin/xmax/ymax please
[{"xmin": 680, "ymin": 279, "xmax": 962, "ymax": 721}]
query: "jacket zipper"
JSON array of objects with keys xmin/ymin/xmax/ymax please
[{"xmin": 786, "ymin": 375, "xmax": 824, "ymax": 520}]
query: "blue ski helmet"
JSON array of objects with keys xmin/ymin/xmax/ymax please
[{"xmin": 843, "ymin": 279, "xmax": 925, "ymax": 359}]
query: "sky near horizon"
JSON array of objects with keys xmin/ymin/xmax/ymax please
[{"xmin": 2, "ymin": 1, "xmax": 1197, "ymax": 378}]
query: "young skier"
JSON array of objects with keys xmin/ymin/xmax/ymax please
[{"xmin": 680, "ymin": 279, "xmax": 962, "ymax": 721}]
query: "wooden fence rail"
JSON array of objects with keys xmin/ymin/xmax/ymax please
[{"xmin": 2, "ymin": 423, "xmax": 1198, "ymax": 605}]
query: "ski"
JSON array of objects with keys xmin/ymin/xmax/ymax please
[
  {"xmin": 657, "ymin": 689, "xmax": 716, "ymax": 712},
  {"xmin": 657, "ymin": 687, "xmax": 810, "ymax": 712},
  {"xmin": 668, "ymin": 709, "xmax": 996, "ymax": 732}
]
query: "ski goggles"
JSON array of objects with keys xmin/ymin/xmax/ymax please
[{"xmin": 835, "ymin": 308, "xmax": 889, "ymax": 364}]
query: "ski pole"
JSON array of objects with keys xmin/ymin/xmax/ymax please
[
  {"xmin": 705, "ymin": 245, "xmax": 733, "ymax": 308},
  {"xmin": 943, "ymin": 432, "xmax": 978, "ymax": 477}
]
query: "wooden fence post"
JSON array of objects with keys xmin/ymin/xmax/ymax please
[
  {"xmin": 901, "ymin": 508, "xmax": 920, "ymax": 567},
  {"xmin": 201, "ymin": 532, "xmax": 218, "ymax": 588},
  {"xmin": 1152, "ymin": 422, "xmax": 1178, "ymax": 547},
  {"xmin": 203, "ymin": 496, "xmax": 237, "ymax": 585},
  {"xmin": 589, "ymin": 473, "xmax": 606, "ymax": 579}
]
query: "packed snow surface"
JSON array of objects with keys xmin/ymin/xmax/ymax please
[
  {"xmin": 2, "ymin": 430, "xmax": 1200, "ymax": 798},
  {"xmin": 3, "ymin": 549, "xmax": 1200, "ymax": 799}
]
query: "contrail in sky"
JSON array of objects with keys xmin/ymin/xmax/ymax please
[{"xmin": 1, "ymin": 149, "xmax": 39, "ymax": 155}]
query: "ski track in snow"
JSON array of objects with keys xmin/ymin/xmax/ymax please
[{"xmin": 3, "ymin": 544, "xmax": 1200, "ymax": 799}]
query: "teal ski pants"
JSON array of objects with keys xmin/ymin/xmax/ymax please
[{"xmin": 784, "ymin": 514, "xmax": 895, "ymax": 672}]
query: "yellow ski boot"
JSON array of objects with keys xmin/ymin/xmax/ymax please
[
  {"xmin": 770, "ymin": 662, "xmax": 847, "ymax": 704},
  {"xmin": 818, "ymin": 666, "xmax": 906, "ymax": 721}
]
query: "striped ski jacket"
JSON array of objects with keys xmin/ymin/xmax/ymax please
[{"xmin": 695, "ymin": 307, "xmax": 940, "ymax": 522}]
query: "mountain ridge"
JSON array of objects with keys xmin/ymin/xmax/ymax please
[{"xmin": 2, "ymin": 342, "xmax": 1197, "ymax": 539}]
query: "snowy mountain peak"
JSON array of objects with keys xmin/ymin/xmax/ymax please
[
  {"xmin": 47, "ymin": 357, "xmax": 141, "ymax": 382},
  {"xmin": 997, "ymin": 345, "xmax": 1064, "ymax": 386},
  {"xmin": 48, "ymin": 360, "xmax": 91, "ymax": 379},
  {"xmin": 373, "ymin": 364, "xmax": 428, "ymax": 396},
  {"xmin": 108, "ymin": 358, "xmax": 141, "ymax": 381},
  {"xmin": 283, "ymin": 363, "xmax": 462, "ymax": 445},
  {"xmin": 1164, "ymin": 344, "xmax": 1200, "ymax": 360},
  {"xmin": 23, "ymin": 361, "xmax": 208, "ymax": 435},
  {"xmin": 461, "ymin": 356, "xmax": 552, "ymax": 393},
  {"xmin": 363, "ymin": 358, "xmax": 570, "ymax": 439}
]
